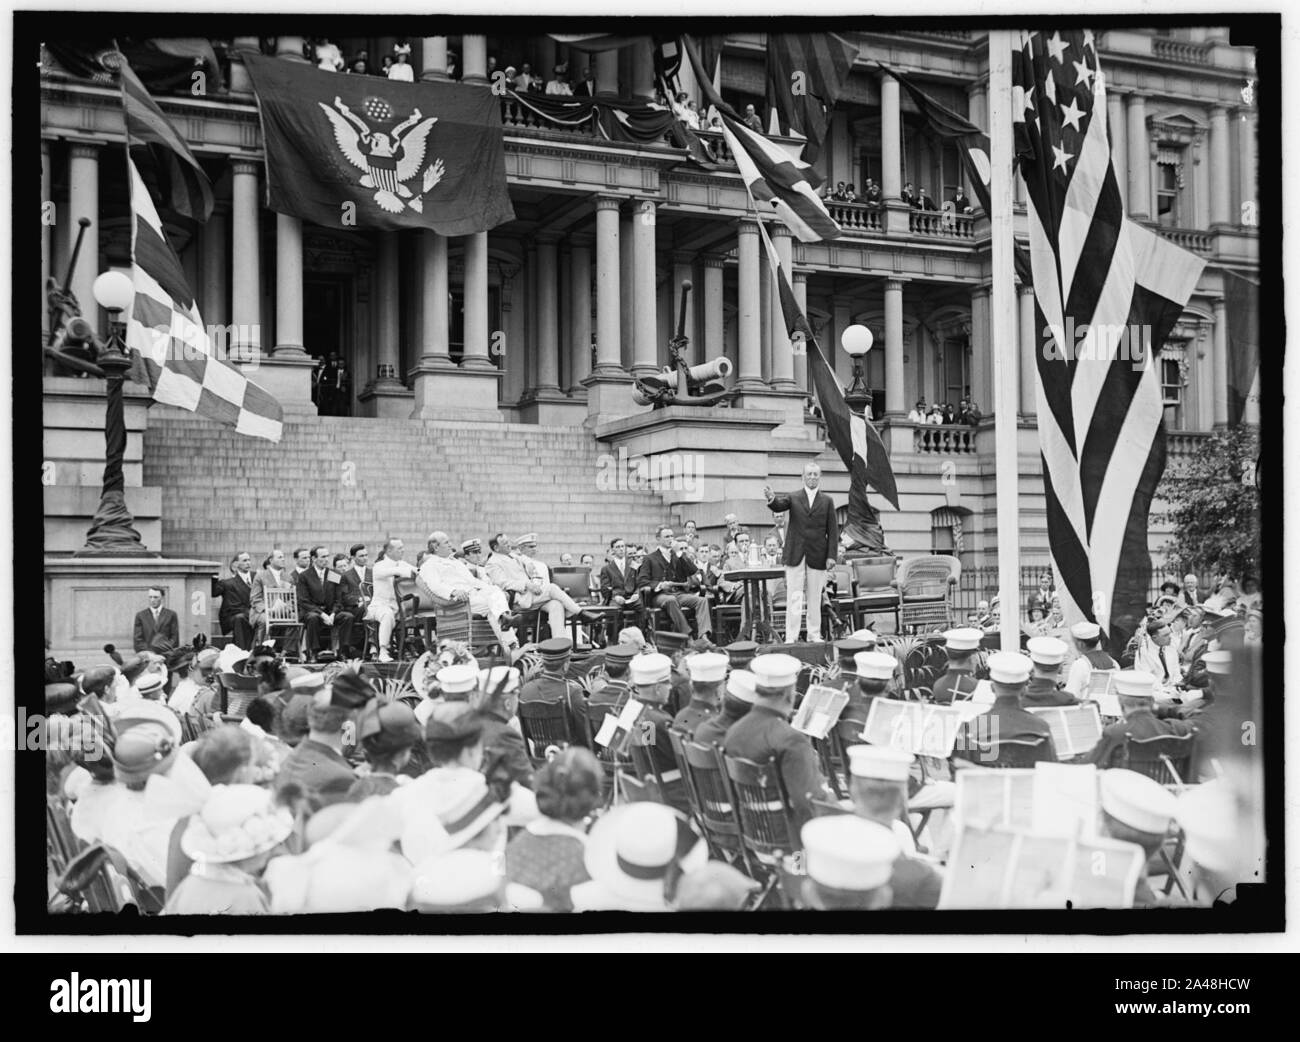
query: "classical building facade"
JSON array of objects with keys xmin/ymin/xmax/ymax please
[{"xmin": 41, "ymin": 28, "xmax": 1259, "ymax": 582}]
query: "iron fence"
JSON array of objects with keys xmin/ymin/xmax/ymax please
[{"xmin": 950, "ymin": 563, "xmax": 1186, "ymax": 622}]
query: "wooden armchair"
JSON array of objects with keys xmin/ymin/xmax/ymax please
[{"xmin": 850, "ymin": 555, "xmax": 900, "ymax": 631}]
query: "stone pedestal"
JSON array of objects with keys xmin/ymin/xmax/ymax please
[
  {"xmin": 519, "ymin": 388, "xmax": 586, "ymax": 427},
  {"xmin": 247, "ymin": 352, "xmax": 318, "ymax": 416},
  {"xmin": 731, "ymin": 387, "xmax": 812, "ymax": 435},
  {"xmin": 45, "ymin": 556, "xmax": 220, "ymax": 664},
  {"xmin": 359, "ymin": 379, "xmax": 416, "ymax": 420},
  {"xmin": 581, "ymin": 371, "xmax": 638, "ymax": 426},
  {"xmin": 406, "ymin": 362, "xmax": 502, "ymax": 422}
]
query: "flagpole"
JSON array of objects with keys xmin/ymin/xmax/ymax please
[{"xmin": 989, "ymin": 30, "xmax": 1021, "ymax": 653}]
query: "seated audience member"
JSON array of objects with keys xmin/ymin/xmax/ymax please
[
  {"xmin": 216, "ymin": 552, "xmax": 255, "ymax": 650},
  {"xmin": 99, "ymin": 723, "xmax": 187, "ymax": 890},
  {"xmin": 165, "ymin": 784, "xmax": 294, "ymax": 915},
  {"xmin": 349, "ymin": 700, "xmax": 422, "ymax": 799},
  {"xmin": 275, "ymin": 671, "xmax": 374, "ymax": 806},
  {"xmin": 1132, "ymin": 613, "xmax": 1183, "ymax": 688},
  {"xmin": 957, "ymin": 652, "xmax": 1056, "ymax": 766},
  {"xmin": 1086, "ymin": 670, "xmax": 1195, "ymax": 768},
  {"xmin": 587, "ymin": 643, "xmax": 637, "ymax": 711},
  {"xmin": 570, "ymin": 802, "xmax": 708, "ymax": 912},
  {"xmin": 723, "ymin": 653, "xmax": 831, "ymax": 829},
  {"xmin": 249, "ymin": 549, "xmax": 298, "ymax": 655},
  {"xmin": 1098, "ymin": 768, "xmax": 1178, "ymax": 907},
  {"xmin": 672, "ymin": 651, "xmax": 727, "ymax": 739},
  {"xmin": 838, "ymin": 651, "xmax": 899, "ymax": 750},
  {"xmin": 625, "ymin": 653, "xmax": 689, "ymax": 811},
  {"xmin": 421, "ymin": 531, "xmax": 522, "ymax": 654},
  {"xmin": 799, "ymin": 816, "xmax": 902, "ymax": 910},
  {"xmin": 335, "ymin": 543, "xmax": 372, "ymax": 655},
  {"xmin": 367, "ymin": 537, "xmax": 417, "ymax": 662},
  {"xmin": 1023, "ymin": 636, "xmax": 1077, "ymax": 706},
  {"xmin": 133, "ymin": 587, "xmax": 180, "ymax": 653},
  {"xmin": 638, "ymin": 526, "xmax": 707, "ymax": 638},
  {"xmin": 505, "ymin": 747, "xmax": 602, "ymax": 912},
  {"xmin": 845, "ymin": 745, "xmax": 944, "ymax": 907},
  {"xmin": 296, "ymin": 546, "xmax": 354, "ymax": 663},
  {"xmin": 517, "ymin": 637, "xmax": 587, "ymax": 747},
  {"xmin": 931, "ymin": 628, "xmax": 984, "ymax": 704},
  {"xmin": 471, "ymin": 665, "xmax": 534, "ymax": 790},
  {"xmin": 1064, "ymin": 620, "xmax": 1118, "ymax": 699},
  {"xmin": 693, "ymin": 669, "xmax": 755, "ymax": 748}
]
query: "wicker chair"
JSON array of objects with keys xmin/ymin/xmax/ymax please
[{"xmin": 892, "ymin": 555, "xmax": 961, "ymax": 634}]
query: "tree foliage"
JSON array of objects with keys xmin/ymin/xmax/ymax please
[{"xmin": 1157, "ymin": 426, "xmax": 1260, "ymax": 581}]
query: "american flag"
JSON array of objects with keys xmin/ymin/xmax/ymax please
[
  {"xmin": 1013, "ymin": 30, "xmax": 1206, "ymax": 648},
  {"xmin": 123, "ymin": 157, "xmax": 283, "ymax": 441}
]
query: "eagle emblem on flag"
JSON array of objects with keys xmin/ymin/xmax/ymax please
[{"xmin": 318, "ymin": 95, "xmax": 445, "ymax": 214}]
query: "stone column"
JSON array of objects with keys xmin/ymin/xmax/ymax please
[
  {"xmin": 533, "ymin": 235, "xmax": 560, "ymax": 392},
  {"xmin": 1018, "ymin": 284, "xmax": 1038, "ymax": 417},
  {"xmin": 375, "ymin": 235, "xmax": 401, "ymax": 378},
  {"xmin": 884, "ymin": 278, "xmax": 906, "ymax": 415},
  {"xmin": 1211, "ymin": 296, "xmax": 1229, "ymax": 428},
  {"xmin": 410, "ymin": 229, "xmax": 451, "ymax": 418},
  {"xmin": 462, "ymin": 231, "xmax": 491, "ymax": 368},
  {"xmin": 274, "ymin": 214, "xmax": 306, "ymax": 356},
  {"xmin": 200, "ymin": 203, "xmax": 229, "ymax": 327},
  {"xmin": 619, "ymin": 210, "xmax": 634, "ymax": 369},
  {"xmin": 701, "ymin": 254, "xmax": 725, "ymax": 366},
  {"xmin": 462, "ymin": 35, "xmax": 488, "ymax": 84},
  {"xmin": 230, "ymin": 159, "xmax": 261, "ymax": 361},
  {"xmin": 593, "ymin": 198, "xmax": 623, "ymax": 375},
  {"xmin": 569, "ymin": 236, "xmax": 593, "ymax": 391},
  {"xmin": 630, "ymin": 43, "xmax": 655, "ymax": 100},
  {"xmin": 769, "ymin": 226, "xmax": 796, "ymax": 389},
  {"xmin": 672, "ymin": 252, "xmax": 698, "ymax": 366},
  {"xmin": 67, "ymin": 142, "xmax": 100, "ymax": 332},
  {"xmin": 227, "ymin": 36, "xmax": 260, "ymax": 94},
  {"xmin": 880, "ymin": 73, "xmax": 902, "ymax": 199},
  {"xmin": 583, "ymin": 196, "xmax": 634, "ymax": 419},
  {"xmin": 1125, "ymin": 94, "xmax": 1149, "ymax": 220},
  {"xmin": 1107, "ymin": 86, "xmax": 1128, "ymax": 212},
  {"xmin": 1208, "ymin": 106, "xmax": 1232, "ymax": 227},
  {"xmin": 793, "ymin": 270, "xmax": 809, "ymax": 393},
  {"xmin": 631, "ymin": 200, "xmax": 658, "ymax": 377},
  {"xmin": 422, "ymin": 36, "xmax": 448, "ymax": 80},
  {"xmin": 736, "ymin": 220, "xmax": 763, "ymax": 390},
  {"xmin": 1192, "ymin": 134, "xmax": 1210, "ymax": 229},
  {"xmin": 595, "ymin": 50, "xmax": 618, "ymax": 98}
]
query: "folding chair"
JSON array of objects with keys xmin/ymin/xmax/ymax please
[
  {"xmin": 1120, "ymin": 732, "xmax": 1197, "ymax": 786},
  {"xmin": 808, "ymin": 793, "xmax": 852, "ymax": 818},
  {"xmin": 552, "ymin": 566, "xmax": 618, "ymax": 647},
  {"xmin": 264, "ymin": 587, "xmax": 303, "ymax": 659},
  {"xmin": 723, "ymin": 752, "xmax": 803, "ymax": 909},
  {"xmin": 582, "ymin": 699, "xmax": 633, "ymax": 806},
  {"xmin": 517, "ymin": 699, "xmax": 579, "ymax": 769},
  {"xmin": 679, "ymin": 738, "xmax": 755, "ymax": 874}
]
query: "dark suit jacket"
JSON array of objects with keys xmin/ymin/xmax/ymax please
[
  {"xmin": 296, "ymin": 567, "xmax": 341, "ymax": 619},
  {"xmin": 133, "ymin": 607, "xmax": 179, "ymax": 652},
  {"xmin": 1086, "ymin": 708, "xmax": 1194, "ymax": 769},
  {"xmin": 336, "ymin": 565, "xmax": 372, "ymax": 612},
  {"xmin": 635, "ymin": 547, "xmax": 698, "ymax": 599},
  {"xmin": 574, "ymin": 79, "xmax": 595, "ymax": 97},
  {"xmin": 768, "ymin": 488, "xmax": 839, "ymax": 569},
  {"xmin": 216, "ymin": 574, "xmax": 253, "ymax": 626},
  {"xmin": 475, "ymin": 709, "xmax": 535, "ymax": 790},
  {"xmin": 600, "ymin": 559, "xmax": 639, "ymax": 603}
]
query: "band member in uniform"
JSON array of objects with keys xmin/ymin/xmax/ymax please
[
  {"xmin": 1023, "ymin": 636, "xmax": 1077, "ymax": 707},
  {"xmin": 1086, "ymin": 670, "xmax": 1195, "ymax": 769},
  {"xmin": 931, "ymin": 628, "xmax": 985, "ymax": 704},
  {"xmin": 671, "ymin": 652, "xmax": 727, "ymax": 739},
  {"xmin": 1063, "ymin": 621, "xmax": 1118, "ymax": 699}
]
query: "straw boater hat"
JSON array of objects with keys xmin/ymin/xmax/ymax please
[
  {"xmin": 578, "ymin": 802, "xmax": 708, "ymax": 911},
  {"xmin": 419, "ymin": 770, "xmax": 509, "ymax": 856},
  {"xmin": 181, "ymin": 784, "xmax": 294, "ymax": 864}
]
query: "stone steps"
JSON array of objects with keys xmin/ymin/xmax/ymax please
[{"xmin": 143, "ymin": 413, "xmax": 678, "ymax": 561}]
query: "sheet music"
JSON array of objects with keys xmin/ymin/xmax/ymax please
[
  {"xmin": 1092, "ymin": 693, "xmax": 1122, "ymax": 719},
  {"xmin": 953, "ymin": 769, "xmax": 1035, "ymax": 831},
  {"xmin": 1031, "ymin": 762, "xmax": 1099, "ymax": 839},
  {"xmin": 594, "ymin": 714, "xmax": 619, "ymax": 747},
  {"xmin": 1087, "ymin": 670, "xmax": 1114, "ymax": 697},
  {"xmin": 863, "ymin": 699, "xmax": 967, "ymax": 757},
  {"xmin": 616, "ymin": 698, "xmax": 645, "ymax": 732},
  {"xmin": 938, "ymin": 824, "xmax": 1144, "ymax": 909},
  {"xmin": 791, "ymin": 684, "xmax": 849, "ymax": 739},
  {"xmin": 1027, "ymin": 703, "xmax": 1103, "ymax": 757}
]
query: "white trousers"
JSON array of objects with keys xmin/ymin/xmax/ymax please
[{"xmin": 784, "ymin": 562, "xmax": 827, "ymax": 643}]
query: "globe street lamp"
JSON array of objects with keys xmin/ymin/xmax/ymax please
[
  {"xmin": 76, "ymin": 270, "xmax": 156, "ymax": 557},
  {"xmin": 841, "ymin": 323, "xmax": 874, "ymax": 417}
]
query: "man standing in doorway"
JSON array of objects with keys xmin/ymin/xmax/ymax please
[{"xmin": 763, "ymin": 463, "xmax": 839, "ymax": 644}]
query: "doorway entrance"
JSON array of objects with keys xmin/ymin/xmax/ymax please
[{"xmin": 305, "ymin": 275, "xmax": 353, "ymax": 416}]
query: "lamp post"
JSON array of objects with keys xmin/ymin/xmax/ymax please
[
  {"xmin": 76, "ymin": 270, "xmax": 156, "ymax": 557},
  {"xmin": 841, "ymin": 324, "xmax": 874, "ymax": 417}
]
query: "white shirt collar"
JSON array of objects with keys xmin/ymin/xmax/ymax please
[{"xmin": 805, "ymin": 486, "xmax": 817, "ymax": 504}]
